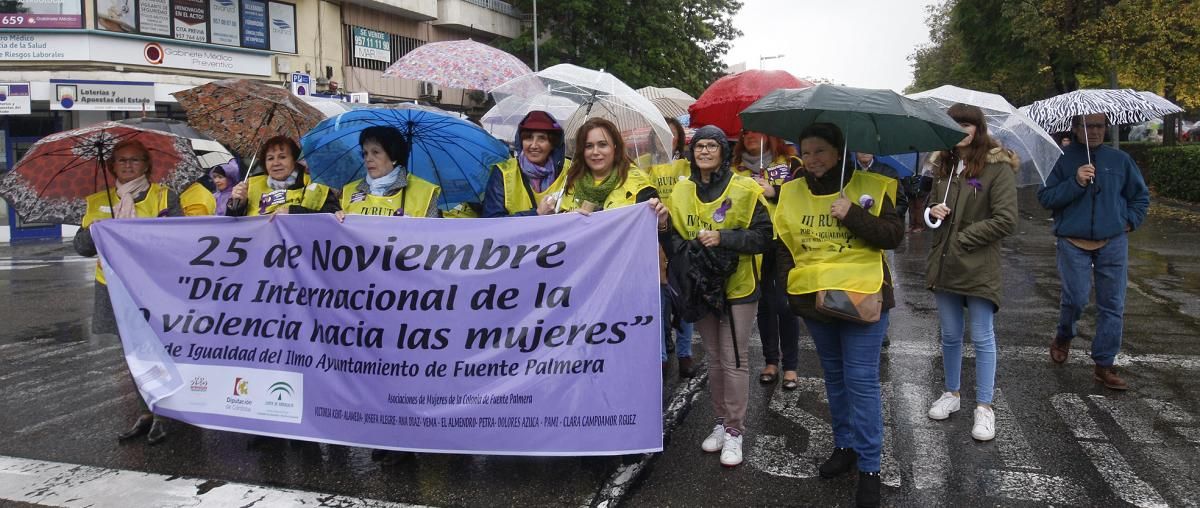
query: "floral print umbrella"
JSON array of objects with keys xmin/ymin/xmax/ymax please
[
  {"xmin": 172, "ymin": 78, "xmax": 325, "ymax": 160},
  {"xmin": 382, "ymin": 39, "xmax": 533, "ymax": 91},
  {"xmin": 0, "ymin": 122, "xmax": 203, "ymax": 224}
]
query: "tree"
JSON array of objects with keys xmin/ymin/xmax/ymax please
[{"xmin": 502, "ymin": 0, "xmax": 743, "ymax": 96}]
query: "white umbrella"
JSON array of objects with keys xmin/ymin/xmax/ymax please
[
  {"xmin": 908, "ymin": 84, "xmax": 1061, "ymax": 187},
  {"xmin": 636, "ymin": 86, "xmax": 696, "ymax": 119},
  {"xmin": 490, "ymin": 64, "xmax": 674, "ymax": 166},
  {"xmin": 480, "ymin": 94, "xmax": 578, "ymax": 142},
  {"xmin": 1023, "ymin": 88, "xmax": 1175, "ymax": 134}
]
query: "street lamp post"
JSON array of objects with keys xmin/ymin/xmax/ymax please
[
  {"xmin": 533, "ymin": 0, "xmax": 539, "ymax": 72},
  {"xmin": 759, "ymin": 54, "xmax": 784, "ymax": 69}
]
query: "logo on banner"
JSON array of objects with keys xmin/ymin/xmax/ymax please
[
  {"xmin": 190, "ymin": 376, "xmax": 208, "ymax": 392},
  {"xmin": 268, "ymin": 381, "xmax": 293, "ymax": 401},
  {"xmin": 144, "ymin": 43, "xmax": 165, "ymax": 65},
  {"xmin": 233, "ymin": 377, "xmax": 249, "ymax": 396}
]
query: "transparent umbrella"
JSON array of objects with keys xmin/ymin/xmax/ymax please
[{"xmin": 480, "ymin": 94, "xmax": 578, "ymax": 143}]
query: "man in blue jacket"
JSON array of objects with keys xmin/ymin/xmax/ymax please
[{"xmin": 1037, "ymin": 113, "xmax": 1150, "ymax": 390}]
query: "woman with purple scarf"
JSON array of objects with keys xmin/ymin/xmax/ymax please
[
  {"xmin": 481, "ymin": 111, "xmax": 572, "ymax": 217},
  {"xmin": 209, "ymin": 159, "xmax": 241, "ymax": 216}
]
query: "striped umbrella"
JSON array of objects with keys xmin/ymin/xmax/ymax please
[
  {"xmin": 636, "ymin": 86, "xmax": 696, "ymax": 119},
  {"xmin": 1022, "ymin": 88, "xmax": 1178, "ymax": 134}
]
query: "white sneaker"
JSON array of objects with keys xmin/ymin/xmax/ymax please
[
  {"xmin": 720, "ymin": 432, "xmax": 743, "ymax": 467},
  {"xmin": 927, "ymin": 392, "xmax": 961, "ymax": 420},
  {"xmin": 701, "ymin": 424, "xmax": 726, "ymax": 452},
  {"xmin": 972, "ymin": 406, "xmax": 996, "ymax": 441}
]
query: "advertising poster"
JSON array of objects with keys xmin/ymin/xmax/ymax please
[
  {"xmin": 172, "ymin": 0, "xmax": 208, "ymax": 42},
  {"xmin": 95, "ymin": 0, "xmax": 135, "ymax": 33},
  {"xmin": 266, "ymin": 1, "xmax": 294, "ymax": 53},
  {"xmin": 239, "ymin": 0, "xmax": 267, "ymax": 49},
  {"xmin": 0, "ymin": 0, "xmax": 84, "ymax": 28},
  {"xmin": 352, "ymin": 27, "xmax": 389, "ymax": 62},
  {"xmin": 209, "ymin": 0, "xmax": 240, "ymax": 46},
  {"xmin": 0, "ymin": 83, "xmax": 32, "ymax": 115},
  {"xmin": 138, "ymin": 0, "xmax": 172, "ymax": 36},
  {"xmin": 49, "ymin": 78, "xmax": 155, "ymax": 111}
]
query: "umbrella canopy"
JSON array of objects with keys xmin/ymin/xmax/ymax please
[
  {"xmin": 740, "ymin": 84, "xmax": 966, "ymax": 154},
  {"xmin": 637, "ymin": 86, "xmax": 696, "ymax": 119},
  {"xmin": 382, "ymin": 39, "xmax": 532, "ymax": 91},
  {"xmin": 114, "ymin": 117, "xmax": 235, "ymax": 169},
  {"xmin": 1022, "ymin": 88, "xmax": 1180, "ymax": 134},
  {"xmin": 172, "ymin": 78, "xmax": 325, "ymax": 160},
  {"xmin": 299, "ymin": 107, "xmax": 510, "ymax": 210},
  {"xmin": 908, "ymin": 84, "xmax": 1061, "ymax": 185},
  {"xmin": 480, "ymin": 94, "xmax": 578, "ymax": 143},
  {"xmin": 0, "ymin": 122, "xmax": 203, "ymax": 224},
  {"xmin": 490, "ymin": 64, "xmax": 673, "ymax": 165},
  {"xmin": 689, "ymin": 69, "xmax": 814, "ymax": 138}
]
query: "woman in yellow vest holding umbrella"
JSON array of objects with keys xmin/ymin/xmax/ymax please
[
  {"xmin": 481, "ymin": 111, "xmax": 571, "ymax": 217},
  {"xmin": 773, "ymin": 123, "xmax": 903, "ymax": 505},
  {"xmin": 73, "ymin": 139, "xmax": 183, "ymax": 445},
  {"xmin": 334, "ymin": 126, "xmax": 441, "ymax": 220},
  {"xmin": 226, "ymin": 136, "xmax": 339, "ymax": 216},
  {"xmin": 663, "ymin": 125, "xmax": 772, "ymax": 468}
]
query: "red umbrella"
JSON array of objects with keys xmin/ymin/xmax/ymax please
[
  {"xmin": 689, "ymin": 70, "xmax": 814, "ymax": 138},
  {"xmin": 0, "ymin": 122, "xmax": 203, "ymax": 224}
]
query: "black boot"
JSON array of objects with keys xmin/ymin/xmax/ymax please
[
  {"xmin": 856, "ymin": 471, "xmax": 881, "ymax": 507},
  {"xmin": 678, "ymin": 357, "xmax": 696, "ymax": 379},
  {"xmin": 117, "ymin": 414, "xmax": 153, "ymax": 441},
  {"xmin": 819, "ymin": 447, "xmax": 857, "ymax": 479},
  {"xmin": 146, "ymin": 417, "xmax": 168, "ymax": 445}
]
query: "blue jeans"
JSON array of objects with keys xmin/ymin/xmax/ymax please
[
  {"xmin": 661, "ymin": 285, "xmax": 693, "ymax": 361},
  {"xmin": 1055, "ymin": 235, "xmax": 1128, "ymax": 366},
  {"xmin": 934, "ymin": 292, "xmax": 997, "ymax": 404},
  {"xmin": 804, "ymin": 312, "xmax": 889, "ymax": 473}
]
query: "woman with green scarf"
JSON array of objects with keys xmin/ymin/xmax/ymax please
[{"xmin": 557, "ymin": 118, "xmax": 662, "ymax": 214}]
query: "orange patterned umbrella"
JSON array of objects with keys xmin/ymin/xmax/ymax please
[
  {"xmin": 0, "ymin": 122, "xmax": 203, "ymax": 224},
  {"xmin": 172, "ymin": 78, "xmax": 324, "ymax": 160}
]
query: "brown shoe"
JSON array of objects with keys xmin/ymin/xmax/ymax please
[
  {"xmin": 1049, "ymin": 339, "xmax": 1070, "ymax": 364},
  {"xmin": 1094, "ymin": 365, "xmax": 1129, "ymax": 390}
]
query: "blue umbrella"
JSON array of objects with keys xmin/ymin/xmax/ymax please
[
  {"xmin": 301, "ymin": 107, "xmax": 510, "ymax": 210},
  {"xmin": 873, "ymin": 153, "xmax": 917, "ymax": 178}
]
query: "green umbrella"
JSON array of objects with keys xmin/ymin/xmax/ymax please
[{"xmin": 739, "ymin": 84, "xmax": 966, "ymax": 154}]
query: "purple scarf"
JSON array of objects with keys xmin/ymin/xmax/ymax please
[{"xmin": 517, "ymin": 153, "xmax": 555, "ymax": 193}]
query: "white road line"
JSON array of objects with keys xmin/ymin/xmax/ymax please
[
  {"xmin": 0, "ymin": 262, "xmax": 50, "ymax": 270},
  {"xmin": 1175, "ymin": 427, "xmax": 1200, "ymax": 443},
  {"xmin": 767, "ymin": 383, "xmax": 833, "ymax": 459},
  {"xmin": 991, "ymin": 388, "xmax": 1040, "ymax": 470},
  {"xmin": 805, "ymin": 340, "xmax": 1200, "ymax": 370},
  {"xmin": 748, "ymin": 435, "xmax": 817, "ymax": 479},
  {"xmin": 4, "ymin": 341, "xmax": 88, "ymax": 364},
  {"xmin": 896, "ymin": 382, "xmax": 932, "ymax": 427},
  {"xmin": 1144, "ymin": 398, "xmax": 1196, "ymax": 424},
  {"xmin": 981, "ymin": 469, "xmax": 1090, "ymax": 505},
  {"xmin": 1078, "ymin": 441, "xmax": 1168, "ymax": 508},
  {"xmin": 1050, "ymin": 393, "xmax": 1105, "ymax": 440},
  {"xmin": 2, "ymin": 356, "xmax": 127, "ymax": 402},
  {"xmin": 911, "ymin": 428, "xmax": 948, "ymax": 490},
  {"xmin": 1089, "ymin": 395, "xmax": 1162, "ymax": 444},
  {"xmin": 880, "ymin": 426, "xmax": 900, "ymax": 488},
  {"xmin": 1141, "ymin": 444, "xmax": 1200, "ymax": 508},
  {"xmin": 14, "ymin": 392, "xmax": 137, "ymax": 435},
  {"xmin": 0, "ymin": 455, "xmax": 418, "ymax": 508}
]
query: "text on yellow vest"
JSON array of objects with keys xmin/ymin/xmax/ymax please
[
  {"xmin": 245, "ymin": 172, "xmax": 330, "ymax": 216},
  {"xmin": 339, "ymin": 175, "xmax": 440, "ymax": 217},
  {"xmin": 82, "ymin": 183, "xmax": 171, "ymax": 284}
]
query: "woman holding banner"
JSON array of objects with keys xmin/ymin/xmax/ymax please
[
  {"xmin": 649, "ymin": 116, "xmax": 695, "ymax": 378},
  {"xmin": 662, "ymin": 125, "xmax": 772, "ymax": 468},
  {"xmin": 334, "ymin": 126, "xmax": 441, "ymax": 220},
  {"xmin": 73, "ymin": 139, "xmax": 183, "ymax": 445},
  {"xmin": 226, "ymin": 136, "xmax": 339, "ymax": 216},
  {"xmin": 773, "ymin": 123, "xmax": 903, "ymax": 507},
  {"xmin": 557, "ymin": 118, "xmax": 662, "ymax": 214},
  {"xmin": 481, "ymin": 111, "xmax": 571, "ymax": 217}
]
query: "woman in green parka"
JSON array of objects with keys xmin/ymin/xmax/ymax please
[{"xmin": 923, "ymin": 103, "xmax": 1018, "ymax": 443}]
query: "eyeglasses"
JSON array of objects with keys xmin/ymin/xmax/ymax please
[
  {"xmin": 694, "ymin": 143, "xmax": 721, "ymax": 153},
  {"xmin": 114, "ymin": 157, "xmax": 147, "ymax": 165}
]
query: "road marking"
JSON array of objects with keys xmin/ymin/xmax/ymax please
[
  {"xmin": 1078, "ymin": 441, "xmax": 1168, "ymax": 508},
  {"xmin": 1090, "ymin": 395, "xmax": 1161, "ymax": 444},
  {"xmin": 0, "ymin": 455, "xmax": 418, "ymax": 507},
  {"xmin": 911, "ymin": 428, "xmax": 948, "ymax": 490},
  {"xmin": 1175, "ymin": 427, "xmax": 1200, "ymax": 443},
  {"xmin": 991, "ymin": 388, "xmax": 1039, "ymax": 470},
  {"xmin": 1050, "ymin": 393, "xmax": 1105, "ymax": 440},
  {"xmin": 748, "ymin": 435, "xmax": 816, "ymax": 479},
  {"xmin": 4, "ymin": 341, "xmax": 88, "ymax": 364},
  {"xmin": 14, "ymin": 393, "xmax": 137, "ymax": 436},
  {"xmin": 981, "ymin": 470, "xmax": 1089, "ymax": 505},
  {"xmin": 802, "ymin": 340, "xmax": 1200, "ymax": 370}
]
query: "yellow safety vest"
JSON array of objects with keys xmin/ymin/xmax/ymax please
[
  {"xmin": 667, "ymin": 174, "xmax": 763, "ymax": 299},
  {"xmin": 180, "ymin": 182, "xmax": 215, "ymax": 216},
  {"xmin": 442, "ymin": 202, "xmax": 479, "ymax": 218},
  {"xmin": 733, "ymin": 154, "xmax": 799, "ymax": 220},
  {"xmin": 339, "ymin": 175, "xmax": 440, "ymax": 217},
  {"xmin": 81, "ymin": 183, "xmax": 171, "ymax": 284},
  {"xmin": 559, "ymin": 168, "xmax": 654, "ymax": 212},
  {"xmin": 648, "ymin": 159, "xmax": 691, "ymax": 204},
  {"xmin": 495, "ymin": 157, "xmax": 570, "ymax": 215},
  {"xmin": 775, "ymin": 170, "xmax": 897, "ymax": 295},
  {"xmin": 245, "ymin": 173, "xmax": 330, "ymax": 216}
]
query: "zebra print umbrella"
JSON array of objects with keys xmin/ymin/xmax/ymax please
[{"xmin": 1023, "ymin": 88, "xmax": 1181, "ymax": 134}]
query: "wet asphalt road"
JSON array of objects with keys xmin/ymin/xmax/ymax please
[{"xmin": 2, "ymin": 188, "xmax": 1199, "ymax": 507}]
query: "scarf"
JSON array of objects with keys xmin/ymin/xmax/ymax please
[
  {"xmin": 518, "ymin": 153, "xmax": 555, "ymax": 193},
  {"xmin": 114, "ymin": 176, "xmax": 150, "ymax": 219},
  {"xmin": 574, "ymin": 170, "xmax": 621, "ymax": 208},
  {"xmin": 739, "ymin": 149, "xmax": 773, "ymax": 176},
  {"xmin": 366, "ymin": 164, "xmax": 406, "ymax": 196},
  {"xmin": 268, "ymin": 170, "xmax": 299, "ymax": 190}
]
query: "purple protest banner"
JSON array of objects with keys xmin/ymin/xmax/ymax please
[{"xmin": 90, "ymin": 205, "xmax": 663, "ymax": 455}]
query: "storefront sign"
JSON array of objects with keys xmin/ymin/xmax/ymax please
[
  {"xmin": 49, "ymin": 79, "xmax": 154, "ymax": 111},
  {"xmin": 0, "ymin": 83, "xmax": 32, "ymax": 115},
  {"xmin": 173, "ymin": 0, "xmax": 208, "ymax": 42},
  {"xmin": 267, "ymin": 1, "xmax": 295, "ymax": 53},
  {"xmin": 0, "ymin": 34, "xmax": 271, "ymax": 76},
  {"xmin": 352, "ymin": 27, "xmax": 389, "ymax": 62},
  {"xmin": 0, "ymin": 0, "xmax": 83, "ymax": 28},
  {"xmin": 0, "ymin": 33, "xmax": 89, "ymax": 60},
  {"xmin": 239, "ymin": 0, "xmax": 267, "ymax": 49},
  {"xmin": 138, "ymin": 0, "xmax": 172, "ymax": 36},
  {"xmin": 209, "ymin": 0, "xmax": 240, "ymax": 46}
]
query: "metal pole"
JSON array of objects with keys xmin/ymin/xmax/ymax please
[
  {"xmin": 1109, "ymin": 50, "xmax": 1120, "ymax": 149},
  {"xmin": 532, "ymin": 0, "xmax": 539, "ymax": 72}
]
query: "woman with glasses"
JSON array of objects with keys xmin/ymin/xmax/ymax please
[
  {"xmin": 227, "ymin": 136, "xmax": 339, "ymax": 216},
  {"xmin": 662, "ymin": 125, "xmax": 772, "ymax": 468},
  {"xmin": 73, "ymin": 139, "xmax": 183, "ymax": 445}
]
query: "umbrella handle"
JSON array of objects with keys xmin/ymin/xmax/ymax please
[{"xmin": 924, "ymin": 207, "xmax": 943, "ymax": 229}]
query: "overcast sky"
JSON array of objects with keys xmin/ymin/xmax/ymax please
[{"xmin": 724, "ymin": 0, "xmax": 938, "ymax": 92}]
